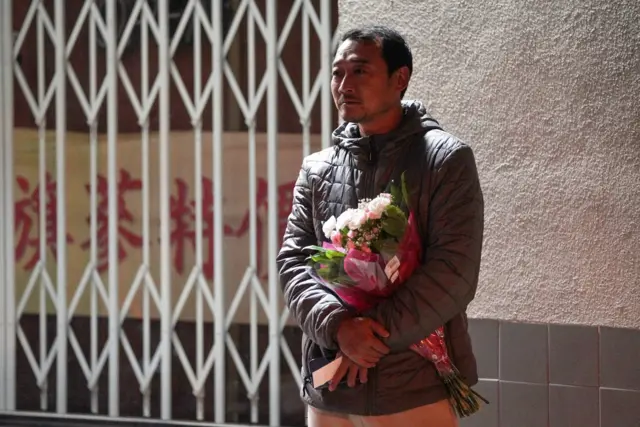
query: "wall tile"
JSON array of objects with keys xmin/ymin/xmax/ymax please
[
  {"xmin": 600, "ymin": 326, "xmax": 640, "ymax": 390},
  {"xmin": 500, "ymin": 381, "xmax": 549, "ymax": 427},
  {"xmin": 499, "ymin": 322, "xmax": 548, "ymax": 383},
  {"xmin": 468, "ymin": 318, "xmax": 499, "ymax": 379},
  {"xmin": 549, "ymin": 324, "xmax": 599, "ymax": 386},
  {"xmin": 549, "ymin": 385, "xmax": 598, "ymax": 427},
  {"xmin": 460, "ymin": 380, "xmax": 498, "ymax": 427},
  {"xmin": 600, "ymin": 388, "xmax": 640, "ymax": 427}
]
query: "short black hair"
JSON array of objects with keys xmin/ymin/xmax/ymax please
[{"xmin": 339, "ymin": 25, "xmax": 413, "ymax": 97}]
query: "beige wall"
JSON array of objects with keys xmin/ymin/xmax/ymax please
[{"xmin": 338, "ymin": 1, "xmax": 640, "ymax": 328}]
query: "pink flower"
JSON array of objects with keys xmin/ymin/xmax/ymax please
[
  {"xmin": 348, "ymin": 230, "xmax": 356, "ymax": 239},
  {"xmin": 347, "ymin": 241, "xmax": 356, "ymax": 250},
  {"xmin": 366, "ymin": 210, "xmax": 382, "ymax": 220},
  {"xmin": 331, "ymin": 231, "xmax": 342, "ymax": 247},
  {"xmin": 361, "ymin": 245, "xmax": 371, "ymax": 253},
  {"xmin": 368, "ymin": 195, "xmax": 391, "ymax": 218}
]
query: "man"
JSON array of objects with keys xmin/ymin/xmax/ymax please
[{"xmin": 276, "ymin": 25, "xmax": 484, "ymax": 427}]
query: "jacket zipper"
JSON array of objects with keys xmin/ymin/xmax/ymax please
[
  {"xmin": 366, "ymin": 137, "xmax": 377, "ymax": 415},
  {"xmin": 366, "ymin": 138, "xmax": 376, "ymax": 199},
  {"xmin": 444, "ymin": 322, "xmax": 456, "ymax": 367},
  {"xmin": 302, "ymin": 336, "xmax": 313, "ymax": 398}
]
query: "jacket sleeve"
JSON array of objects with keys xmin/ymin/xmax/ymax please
[
  {"xmin": 276, "ymin": 162, "xmax": 354, "ymax": 350},
  {"xmin": 367, "ymin": 144, "xmax": 484, "ymax": 352}
]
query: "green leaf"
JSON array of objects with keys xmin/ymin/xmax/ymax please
[
  {"xmin": 385, "ymin": 205, "xmax": 407, "ymax": 221},
  {"xmin": 401, "ymin": 171, "xmax": 410, "ymax": 209},
  {"xmin": 382, "ymin": 205, "xmax": 407, "ymax": 237},
  {"xmin": 389, "ymin": 181, "xmax": 402, "ymax": 206},
  {"xmin": 383, "ymin": 220, "xmax": 406, "ymax": 238},
  {"xmin": 377, "ymin": 239, "xmax": 399, "ymax": 254},
  {"xmin": 310, "ymin": 254, "xmax": 331, "ymax": 264},
  {"xmin": 316, "ymin": 266, "xmax": 334, "ymax": 279},
  {"xmin": 324, "ymin": 249, "xmax": 346, "ymax": 259},
  {"xmin": 305, "ymin": 245, "xmax": 346, "ymax": 266}
]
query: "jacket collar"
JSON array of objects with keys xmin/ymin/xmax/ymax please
[{"xmin": 331, "ymin": 100, "xmax": 442, "ymax": 163}]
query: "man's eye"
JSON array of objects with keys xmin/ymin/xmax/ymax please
[{"xmin": 354, "ymin": 68, "xmax": 365, "ymax": 74}]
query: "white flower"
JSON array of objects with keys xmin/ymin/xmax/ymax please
[
  {"xmin": 336, "ymin": 209, "xmax": 356, "ymax": 230},
  {"xmin": 357, "ymin": 198, "xmax": 371, "ymax": 210},
  {"xmin": 322, "ymin": 216, "xmax": 337, "ymax": 239},
  {"xmin": 348, "ymin": 209, "xmax": 367, "ymax": 230},
  {"xmin": 367, "ymin": 195, "xmax": 392, "ymax": 217}
]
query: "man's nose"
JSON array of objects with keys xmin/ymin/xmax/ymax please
[{"xmin": 338, "ymin": 75, "xmax": 355, "ymax": 94}]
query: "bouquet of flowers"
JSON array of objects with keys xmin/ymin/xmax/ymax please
[{"xmin": 305, "ymin": 174, "xmax": 487, "ymax": 418}]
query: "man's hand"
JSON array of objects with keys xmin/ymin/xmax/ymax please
[
  {"xmin": 336, "ymin": 317, "xmax": 390, "ymax": 368},
  {"xmin": 328, "ymin": 354, "xmax": 369, "ymax": 391}
]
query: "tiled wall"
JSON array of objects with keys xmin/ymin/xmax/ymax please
[
  {"xmin": 462, "ymin": 319, "xmax": 640, "ymax": 427},
  {"xmin": 13, "ymin": 315, "xmax": 639, "ymax": 426}
]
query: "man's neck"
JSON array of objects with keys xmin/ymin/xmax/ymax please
[{"xmin": 358, "ymin": 104, "xmax": 404, "ymax": 137}]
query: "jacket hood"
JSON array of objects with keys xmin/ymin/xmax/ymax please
[{"xmin": 331, "ymin": 100, "xmax": 442, "ymax": 152}]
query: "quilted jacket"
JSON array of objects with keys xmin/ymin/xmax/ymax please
[{"xmin": 276, "ymin": 100, "xmax": 484, "ymax": 416}]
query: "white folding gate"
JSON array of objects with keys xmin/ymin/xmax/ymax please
[{"xmin": 0, "ymin": 1, "xmax": 339, "ymax": 425}]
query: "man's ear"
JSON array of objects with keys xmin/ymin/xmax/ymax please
[{"xmin": 393, "ymin": 66, "xmax": 410, "ymax": 94}]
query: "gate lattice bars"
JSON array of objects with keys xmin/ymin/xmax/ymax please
[
  {"xmin": 0, "ymin": 0, "xmax": 15, "ymax": 416},
  {"xmin": 0, "ymin": 1, "xmax": 340, "ymax": 425}
]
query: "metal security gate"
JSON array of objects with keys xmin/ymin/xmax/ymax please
[{"xmin": 0, "ymin": 1, "xmax": 339, "ymax": 425}]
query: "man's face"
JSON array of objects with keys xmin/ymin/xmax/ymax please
[{"xmin": 331, "ymin": 39, "xmax": 405, "ymax": 125}]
